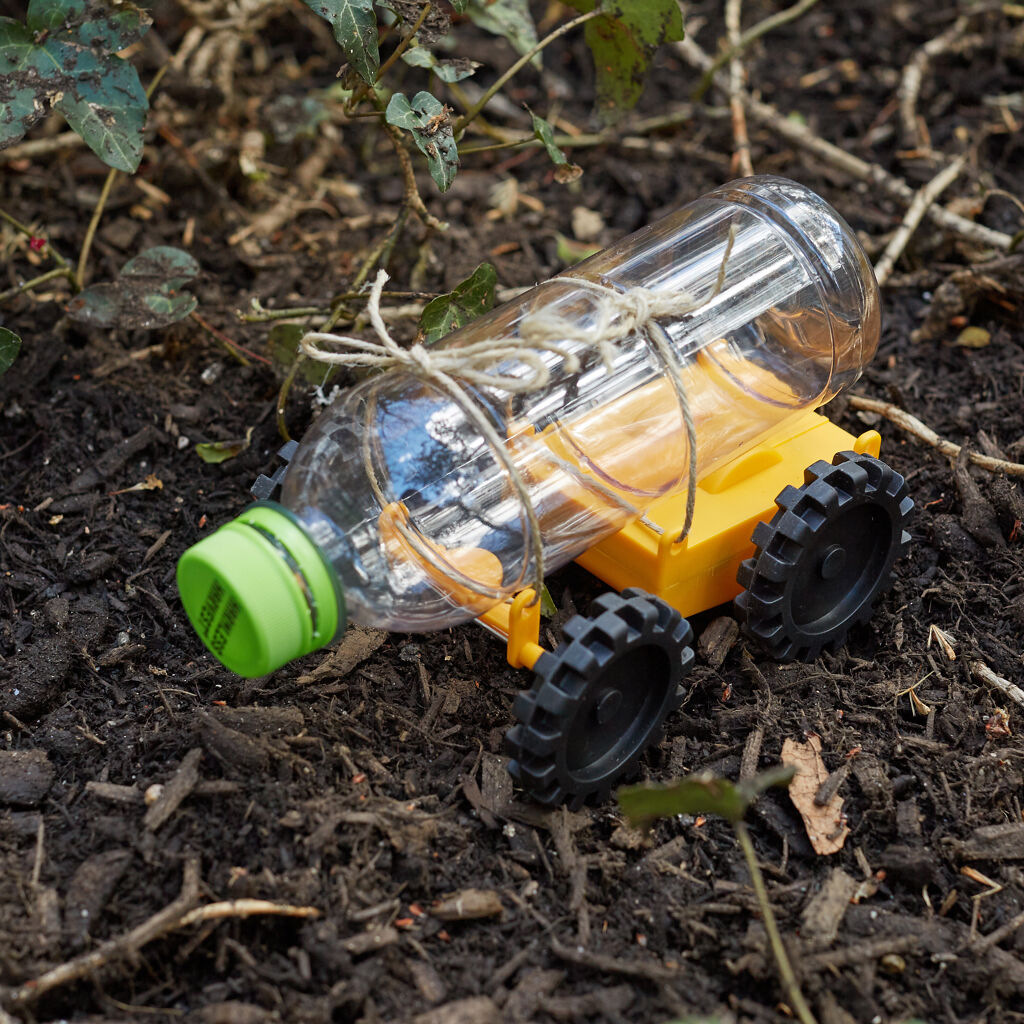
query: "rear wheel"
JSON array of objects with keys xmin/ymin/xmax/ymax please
[{"xmin": 735, "ymin": 451, "xmax": 913, "ymax": 661}]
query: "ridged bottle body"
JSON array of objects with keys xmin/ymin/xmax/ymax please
[{"xmin": 281, "ymin": 177, "xmax": 880, "ymax": 631}]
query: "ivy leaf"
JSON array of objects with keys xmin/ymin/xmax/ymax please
[
  {"xmin": 385, "ymin": 91, "xmax": 459, "ymax": 192},
  {"xmin": 196, "ymin": 427, "xmax": 254, "ymax": 465},
  {"xmin": 67, "ymin": 246, "xmax": 200, "ymax": 330},
  {"xmin": 619, "ymin": 767, "xmax": 796, "ymax": 830},
  {"xmin": 419, "ymin": 263, "xmax": 496, "ymax": 343},
  {"xmin": 301, "ymin": 0, "xmax": 379, "ymax": 84},
  {"xmin": 0, "ymin": 327, "xmax": 21, "ymax": 374},
  {"xmin": 563, "ymin": 0, "xmax": 684, "ymax": 122},
  {"xmin": 464, "ymin": 0, "xmax": 539, "ymax": 65},
  {"xmin": 0, "ymin": 0, "xmax": 152, "ymax": 171},
  {"xmin": 402, "ymin": 46, "xmax": 480, "ymax": 83}
]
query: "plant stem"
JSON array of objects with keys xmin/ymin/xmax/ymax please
[
  {"xmin": 0, "ymin": 207, "xmax": 74, "ymax": 273},
  {"xmin": 241, "ymin": 290, "xmax": 439, "ymax": 323},
  {"xmin": 734, "ymin": 821, "xmax": 818, "ymax": 1024},
  {"xmin": 376, "ymin": 1, "xmax": 431, "ymax": 81},
  {"xmin": 76, "ymin": 62, "xmax": 170, "ymax": 289},
  {"xmin": 190, "ymin": 311, "xmax": 272, "ymax": 366},
  {"xmin": 693, "ymin": 0, "xmax": 820, "ymax": 100},
  {"xmin": 76, "ymin": 168, "xmax": 119, "ymax": 288},
  {"xmin": 453, "ymin": 9, "xmax": 601, "ymax": 137},
  {"xmin": 0, "ymin": 266, "xmax": 71, "ymax": 304}
]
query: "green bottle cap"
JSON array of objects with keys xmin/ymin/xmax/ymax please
[{"xmin": 176, "ymin": 503, "xmax": 345, "ymax": 677}]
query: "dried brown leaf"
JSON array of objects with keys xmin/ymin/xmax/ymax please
[{"xmin": 781, "ymin": 735, "xmax": 850, "ymax": 855}]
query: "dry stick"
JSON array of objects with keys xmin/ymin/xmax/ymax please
[
  {"xmin": 0, "ymin": 131, "xmax": 85, "ymax": 164},
  {"xmin": 676, "ymin": 35, "xmax": 1013, "ymax": 252},
  {"xmin": 382, "ymin": 120, "xmax": 447, "ymax": 233},
  {"xmin": 4, "ymin": 859, "xmax": 320, "ymax": 1008},
  {"xmin": 725, "ymin": 0, "xmax": 754, "ymax": 177},
  {"xmin": 873, "ymin": 155, "xmax": 967, "ymax": 286},
  {"xmin": 693, "ymin": 0, "xmax": 820, "ymax": 100},
  {"xmin": 970, "ymin": 906, "xmax": 1024, "ymax": 952},
  {"xmin": 847, "ymin": 395, "xmax": 1024, "ymax": 477},
  {"xmin": 897, "ymin": 15, "xmax": 972, "ymax": 148},
  {"xmin": 6, "ymin": 855, "xmax": 202, "ymax": 1007},
  {"xmin": 970, "ymin": 661, "xmax": 1024, "ymax": 710}
]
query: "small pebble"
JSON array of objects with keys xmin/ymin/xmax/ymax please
[{"xmin": 144, "ymin": 784, "xmax": 164, "ymax": 806}]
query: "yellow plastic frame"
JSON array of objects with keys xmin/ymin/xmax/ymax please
[{"xmin": 478, "ymin": 411, "xmax": 882, "ymax": 670}]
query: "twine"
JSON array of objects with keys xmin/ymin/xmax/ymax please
[{"xmin": 301, "ymin": 255, "xmax": 730, "ymax": 603}]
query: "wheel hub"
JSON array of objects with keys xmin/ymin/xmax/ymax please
[
  {"xmin": 819, "ymin": 543, "xmax": 847, "ymax": 580},
  {"xmin": 594, "ymin": 688, "xmax": 622, "ymax": 725}
]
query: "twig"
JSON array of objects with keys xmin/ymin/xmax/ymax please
[
  {"xmin": 0, "ymin": 131, "xmax": 85, "ymax": 164},
  {"xmin": 189, "ymin": 311, "xmax": 271, "ymax": 366},
  {"xmin": 970, "ymin": 906, "xmax": 1024, "ymax": 952},
  {"xmin": 735, "ymin": 821, "xmax": 817, "ymax": 1024},
  {"xmin": 382, "ymin": 121, "xmax": 447, "ymax": 232},
  {"xmin": 5, "ymin": 855, "xmax": 202, "ymax": 1007},
  {"xmin": 0, "ymin": 207, "xmax": 74, "ymax": 273},
  {"xmin": 725, "ymin": 0, "xmax": 754, "ymax": 177},
  {"xmin": 2, "ymin": 857, "xmax": 320, "ymax": 1009},
  {"xmin": 847, "ymin": 395, "xmax": 1024, "ymax": 476},
  {"xmin": 970, "ymin": 661, "xmax": 1024, "ymax": 710},
  {"xmin": 176, "ymin": 899, "xmax": 320, "ymax": 927},
  {"xmin": 549, "ymin": 937, "xmax": 681, "ymax": 982},
  {"xmin": 693, "ymin": 0, "xmax": 820, "ymax": 100},
  {"xmin": 873, "ymin": 155, "xmax": 967, "ymax": 286},
  {"xmin": 376, "ymin": 1, "xmax": 431, "ymax": 82},
  {"xmin": 241, "ymin": 291, "xmax": 438, "ymax": 323},
  {"xmin": 0, "ymin": 266, "xmax": 72, "ymax": 304},
  {"xmin": 897, "ymin": 15, "xmax": 972, "ymax": 148},
  {"xmin": 453, "ymin": 10, "xmax": 601, "ymax": 136},
  {"xmin": 676, "ymin": 35, "xmax": 1014, "ymax": 251}
]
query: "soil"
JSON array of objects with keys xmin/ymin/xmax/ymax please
[{"xmin": 2, "ymin": 2, "xmax": 1024, "ymax": 1022}]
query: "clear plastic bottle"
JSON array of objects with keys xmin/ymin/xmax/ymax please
[{"xmin": 178, "ymin": 176, "xmax": 880, "ymax": 676}]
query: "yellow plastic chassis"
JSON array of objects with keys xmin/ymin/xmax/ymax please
[{"xmin": 478, "ymin": 411, "xmax": 882, "ymax": 670}]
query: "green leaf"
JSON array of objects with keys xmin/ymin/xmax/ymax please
[
  {"xmin": 449, "ymin": 0, "xmax": 468, "ymax": 12},
  {"xmin": 386, "ymin": 90, "xmax": 459, "ymax": 192},
  {"xmin": 527, "ymin": 107, "xmax": 567, "ymax": 165},
  {"xmin": 419, "ymin": 262, "xmax": 496, "ymax": 342},
  {"xmin": 564, "ymin": 0, "xmax": 684, "ymax": 122},
  {"xmin": 67, "ymin": 246, "xmax": 200, "ymax": 330},
  {"xmin": 0, "ymin": 327, "xmax": 21, "ymax": 374},
  {"xmin": 619, "ymin": 766, "xmax": 795, "ymax": 829},
  {"xmin": 464, "ymin": 0, "xmax": 539, "ymax": 65},
  {"xmin": 0, "ymin": 1, "xmax": 151, "ymax": 171},
  {"xmin": 302, "ymin": 0, "xmax": 379, "ymax": 84},
  {"xmin": 269, "ymin": 322, "xmax": 337, "ymax": 385},
  {"xmin": 195, "ymin": 427, "xmax": 254, "ymax": 465},
  {"xmin": 402, "ymin": 46, "xmax": 480, "ymax": 82}
]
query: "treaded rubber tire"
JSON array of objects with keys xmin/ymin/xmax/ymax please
[
  {"xmin": 735, "ymin": 451, "xmax": 913, "ymax": 662},
  {"xmin": 506, "ymin": 588, "xmax": 694, "ymax": 809}
]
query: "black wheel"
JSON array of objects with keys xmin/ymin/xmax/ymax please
[
  {"xmin": 505, "ymin": 588, "xmax": 694, "ymax": 808},
  {"xmin": 735, "ymin": 451, "xmax": 913, "ymax": 661}
]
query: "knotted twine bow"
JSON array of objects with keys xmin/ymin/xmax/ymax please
[{"xmin": 301, "ymin": 267, "xmax": 708, "ymax": 603}]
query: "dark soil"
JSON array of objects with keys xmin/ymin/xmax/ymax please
[{"xmin": 2, "ymin": 2, "xmax": 1024, "ymax": 1022}]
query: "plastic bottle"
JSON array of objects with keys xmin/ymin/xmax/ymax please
[{"xmin": 177, "ymin": 176, "xmax": 880, "ymax": 676}]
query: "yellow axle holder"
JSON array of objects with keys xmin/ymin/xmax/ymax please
[{"xmin": 478, "ymin": 411, "xmax": 882, "ymax": 670}]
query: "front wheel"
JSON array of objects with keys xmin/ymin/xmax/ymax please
[
  {"xmin": 505, "ymin": 589, "xmax": 694, "ymax": 808},
  {"xmin": 735, "ymin": 451, "xmax": 913, "ymax": 661}
]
